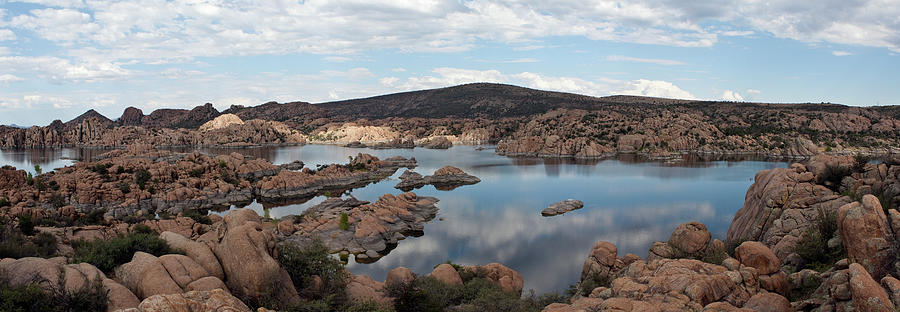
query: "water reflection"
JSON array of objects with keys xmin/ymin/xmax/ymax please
[{"xmin": 0, "ymin": 144, "xmax": 788, "ymax": 293}]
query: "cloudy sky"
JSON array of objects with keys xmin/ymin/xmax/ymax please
[{"xmin": 1, "ymin": 0, "xmax": 899, "ymax": 126}]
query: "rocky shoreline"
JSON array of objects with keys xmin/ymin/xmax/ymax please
[
  {"xmin": 0, "ymin": 145, "xmax": 416, "ymax": 224},
  {"xmin": 3, "ymin": 138, "xmax": 900, "ymax": 310}
]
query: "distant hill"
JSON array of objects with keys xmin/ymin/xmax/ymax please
[{"xmin": 55, "ymin": 82, "xmax": 893, "ymax": 129}]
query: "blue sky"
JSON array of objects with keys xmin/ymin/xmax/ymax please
[{"xmin": 1, "ymin": 0, "xmax": 899, "ymax": 126}]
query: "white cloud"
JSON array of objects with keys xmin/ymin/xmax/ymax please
[
  {"xmin": 504, "ymin": 58, "xmax": 540, "ymax": 63},
  {"xmin": 0, "ymin": 74, "xmax": 24, "ymax": 84},
  {"xmin": 391, "ymin": 68, "xmax": 407, "ymax": 72},
  {"xmin": 321, "ymin": 68, "xmax": 375, "ymax": 80},
  {"xmin": 0, "ymin": 56, "xmax": 130, "ymax": 83},
  {"xmin": 720, "ymin": 30, "xmax": 754, "ymax": 37},
  {"xmin": 617, "ymin": 79, "xmax": 696, "ymax": 99},
  {"xmin": 513, "ymin": 72, "xmax": 608, "ymax": 96},
  {"xmin": 746, "ymin": 89, "xmax": 761, "ymax": 95},
  {"xmin": 0, "ymin": 29, "xmax": 15, "ymax": 41},
  {"xmin": 832, "ymin": 50, "xmax": 853, "ymax": 56},
  {"xmin": 323, "ymin": 56, "xmax": 353, "ymax": 63},
  {"xmin": 719, "ymin": 90, "xmax": 744, "ymax": 101},
  {"xmin": 23, "ymin": 94, "xmax": 72, "ymax": 109},
  {"xmin": 384, "ymin": 67, "xmax": 694, "ymax": 99},
  {"xmin": 605, "ymin": 55, "xmax": 685, "ymax": 66}
]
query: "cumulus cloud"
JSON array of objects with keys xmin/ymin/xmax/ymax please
[
  {"xmin": 382, "ymin": 67, "xmax": 694, "ymax": 99},
  {"xmin": 0, "ymin": 74, "xmax": 24, "ymax": 84},
  {"xmin": 0, "ymin": 56, "xmax": 130, "ymax": 83},
  {"xmin": 0, "ymin": 29, "xmax": 15, "ymax": 41},
  {"xmin": 719, "ymin": 90, "xmax": 744, "ymax": 101},
  {"xmin": 617, "ymin": 79, "xmax": 697, "ymax": 99},
  {"xmin": 746, "ymin": 89, "xmax": 761, "ymax": 95},
  {"xmin": 832, "ymin": 50, "xmax": 853, "ymax": 56},
  {"xmin": 605, "ymin": 55, "xmax": 685, "ymax": 66}
]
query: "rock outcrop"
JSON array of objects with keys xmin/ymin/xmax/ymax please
[
  {"xmin": 284, "ymin": 192, "xmax": 439, "ymax": 262},
  {"xmin": 199, "ymin": 114, "xmax": 244, "ymax": 132},
  {"xmin": 837, "ymin": 195, "xmax": 899, "ymax": 280},
  {"xmin": 541, "ymin": 199, "xmax": 584, "ymax": 216},
  {"xmin": 394, "ymin": 166, "xmax": 480, "ymax": 191},
  {"xmin": 214, "ymin": 209, "xmax": 299, "ymax": 306}
]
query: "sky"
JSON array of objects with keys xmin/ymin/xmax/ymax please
[{"xmin": 0, "ymin": 0, "xmax": 899, "ymax": 126}]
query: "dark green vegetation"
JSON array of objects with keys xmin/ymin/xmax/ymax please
[
  {"xmin": 339, "ymin": 213, "xmax": 349, "ymax": 231},
  {"xmin": 264, "ymin": 241, "xmax": 390, "ymax": 311},
  {"xmin": 72, "ymin": 225, "xmax": 177, "ymax": 272},
  {"xmin": 794, "ymin": 208, "xmax": 844, "ymax": 272},
  {"xmin": 389, "ymin": 271, "xmax": 566, "ymax": 312},
  {"xmin": 0, "ymin": 217, "xmax": 57, "ymax": 259},
  {"xmin": 0, "ymin": 272, "xmax": 107, "ymax": 312}
]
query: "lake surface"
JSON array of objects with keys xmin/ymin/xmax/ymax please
[{"xmin": 0, "ymin": 145, "xmax": 788, "ymax": 294}]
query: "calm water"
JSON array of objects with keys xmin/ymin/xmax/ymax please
[{"xmin": 0, "ymin": 145, "xmax": 788, "ymax": 293}]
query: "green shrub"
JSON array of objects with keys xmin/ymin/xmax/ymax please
[
  {"xmin": 0, "ymin": 283, "xmax": 56, "ymax": 312},
  {"xmin": 118, "ymin": 182, "xmax": 131, "ymax": 194},
  {"xmin": 700, "ymin": 243, "xmax": 728, "ymax": 266},
  {"xmin": 795, "ymin": 208, "xmax": 844, "ymax": 272},
  {"xmin": 0, "ymin": 223, "xmax": 57, "ymax": 259},
  {"xmin": 82, "ymin": 208, "xmax": 108, "ymax": 226},
  {"xmin": 18, "ymin": 215, "xmax": 35, "ymax": 236},
  {"xmin": 0, "ymin": 271, "xmax": 108, "ymax": 312},
  {"xmin": 277, "ymin": 241, "xmax": 348, "ymax": 301},
  {"xmin": 72, "ymin": 231, "xmax": 176, "ymax": 272},
  {"xmin": 339, "ymin": 213, "xmax": 349, "ymax": 231},
  {"xmin": 818, "ymin": 163, "xmax": 851, "ymax": 192},
  {"xmin": 182, "ymin": 209, "xmax": 211, "ymax": 225},
  {"xmin": 47, "ymin": 193, "xmax": 66, "ymax": 208},
  {"xmin": 389, "ymin": 275, "xmax": 555, "ymax": 312},
  {"xmin": 853, "ymin": 153, "xmax": 871, "ymax": 172},
  {"xmin": 0, "ymin": 197, "xmax": 9, "ymax": 208},
  {"xmin": 135, "ymin": 169, "xmax": 151, "ymax": 190}
]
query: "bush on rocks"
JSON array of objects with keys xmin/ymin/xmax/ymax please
[
  {"xmin": 276, "ymin": 241, "xmax": 349, "ymax": 308},
  {"xmin": 73, "ymin": 230, "xmax": 177, "ymax": 273},
  {"xmin": 0, "ymin": 218, "xmax": 57, "ymax": 258},
  {"xmin": 795, "ymin": 208, "xmax": 844, "ymax": 271},
  {"xmin": 0, "ymin": 271, "xmax": 107, "ymax": 312},
  {"xmin": 389, "ymin": 275, "xmax": 563, "ymax": 312}
]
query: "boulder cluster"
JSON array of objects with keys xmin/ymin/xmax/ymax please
[{"xmin": 394, "ymin": 166, "xmax": 481, "ymax": 191}]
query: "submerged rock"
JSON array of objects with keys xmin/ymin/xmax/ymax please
[{"xmin": 541, "ymin": 199, "xmax": 584, "ymax": 216}]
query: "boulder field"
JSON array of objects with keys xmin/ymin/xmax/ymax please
[{"xmin": 0, "ymin": 146, "xmax": 416, "ymax": 223}]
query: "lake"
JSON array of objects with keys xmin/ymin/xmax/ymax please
[{"xmin": 0, "ymin": 145, "xmax": 788, "ymax": 294}]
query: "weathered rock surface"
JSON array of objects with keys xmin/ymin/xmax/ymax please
[
  {"xmin": 838, "ymin": 195, "xmax": 898, "ymax": 280},
  {"xmin": 726, "ymin": 157, "xmax": 852, "ymax": 258},
  {"xmin": 668, "ymin": 221, "xmax": 712, "ymax": 256},
  {"xmin": 116, "ymin": 252, "xmax": 185, "ymax": 299},
  {"xmin": 285, "ymin": 192, "xmax": 439, "ymax": 261},
  {"xmin": 134, "ymin": 289, "xmax": 251, "ymax": 312},
  {"xmin": 385, "ymin": 267, "xmax": 416, "ymax": 288},
  {"xmin": 541, "ymin": 199, "xmax": 584, "ymax": 216},
  {"xmin": 199, "ymin": 114, "xmax": 244, "ymax": 132},
  {"xmin": 160, "ymin": 231, "xmax": 225, "ymax": 280},
  {"xmin": 848, "ymin": 263, "xmax": 895, "ymax": 311},
  {"xmin": 421, "ymin": 136, "xmax": 452, "ymax": 149},
  {"xmin": 0, "ymin": 257, "xmax": 140, "ymax": 312},
  {"xmin": 214, "ymin": 209, "xmax": 299, "ymax": 306},
  {"xmin": 430, "ymin": 263, "xmax": 463, "ymax": 286},
  {"xmin": 460, "ymin": 262, "xmax": 524, "ymax": 294},
  {"xmin": 394, "ymin": 166, "xmax": 480, "ymax": 191}
]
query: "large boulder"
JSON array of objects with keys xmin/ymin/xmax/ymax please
[
  {"xmin": 668, "ymin": 221, "xmax": 711, "ymax": 256},
  {"xmin": 136, "ymin": 289, "xmax": 251, "ymax": 312},
  {"xmin": 385, "ymin": 267, "xmax": 415, "ymax": 288},
  {"xmin": 734, "ymin": 241, "xmax": 780, "ymax": 275},
  {"xmin": 430, "ymin": 264, "xmax": 463, "ymax": 286},
  {"xmin": 461, "ymin": 263, "xmax": 524, "ymax": 295},
  {"xmin": 160, "ymin": 231, "xmax": 225, "ymax": 280},
  {"xmin": 582, "ymin": 241, "xmax": 618, "ymax": 283},
  {"xmin": 838, "ymin": 195, "xmax": 898, "ymax": 280},
  {"xmin": 726, "ymin": 162, "xmax": 851, "ymax": 257},
  {"xmin": 116, "ymin": 252, "xmax": 183, "ymax": 299},
  {"xmin": 158, "ymin": 254, "xmax": 210, "ymax": 289},
  {"xmin": 346, "ymin": 274, "xmax": 391, "ymax": 306},
  {"xmin": 849, "ymin": 263, "xmax": 895, "ymax": 312},
  {"xmin": 214, "ymin": 210, "xmax": 299, "ymax": 306},
  {"xmin": 743, "ymin": 292, "xmax": 791, "ymax": 312}
]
